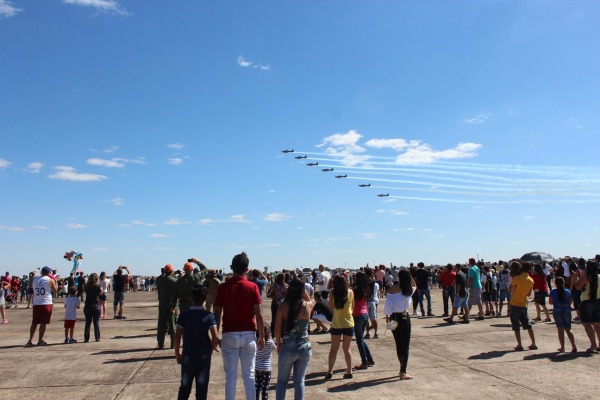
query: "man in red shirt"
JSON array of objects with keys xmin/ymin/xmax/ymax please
[
  {"xmin": 440, "ymin": 264, "xmax": 457, "ymax": 317},
  {"xmin": 214, "ymin": 252, "xmax": 265, "ymax": 400}
]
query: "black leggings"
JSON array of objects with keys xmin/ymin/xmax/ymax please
[
  {"xmin": 255, "ymin": 370, "xmax": 271, "ymax": 400},
  {"xmin": 270, "ymin": 302, "xmax": 279, "ymax": 339},
  {"xmin": 391, "ymin": 315, "xmax": 411, "ymax": 373},
  {"xmin": 84, "ymin": 305, "xmax": 101, "ymax": 341}
]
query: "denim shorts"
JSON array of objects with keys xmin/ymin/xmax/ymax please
[
  {"xmin": 329, "ymin": 327, "xmax": 354, "ymax": 336},
  {"xmin": 453, "ymin": 296, "xmax": 467, "ymax": 309},
  {"xmin": 510, "ymin": 305, "xmax": 532, "ymax": 331},
  {"xmin": 367, "ymin": 301, "xmax": 377, "ymax": 320},
  {"xmin": 553, "ymin": 308, "xmax": 572, "ymax": 329}
]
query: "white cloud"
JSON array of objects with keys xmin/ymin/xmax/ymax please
[
  {"xmin": 0, "ymin": 225, "xmax": 25, "ymax": 232},
  {"xmin": 0, "ymin": 0, "xmax": 22, "ymax": 18},
  {"xmin": 48, "ymin": 166, "xmax": 107, "ymax": 182},
  {"xmin": 316, "ymin": 130, "xmax": 371, "ymax": 167},
  {"xmin": 25, "ymin": 162, "xmax": 43, "ymax": 173},
  {"xmin": 237, "ymin": 55, "xmax": 270, "ymax": 71},
  {"xmin": 150, "ymin": 233, "xmax": 170, "ymax": 238},
  {"xmin": 163, "ymin": 218, "xmax": 190, "ymax": 225},
  {"xmin": 63, "ymin": 0, "xmax": 129, "ymax": 15},
  {"xmin": 229, "ymin": 215, "xmax": 252, "ymax": 224},
  {"xmin": 132, "ymin": 220, "xmax": 156, "ymax": 227},
  {"xmin": 366, "ymin": 138, "xmax": 417, "ymax": 151},
  {"xmin": 238, "ymin": 55, "xmax": 252, "ymax": 67},
  {"xmin": 524, "ymin": 216, "xmax": 535, "ymax": 220},
  {"xmin": 168, "ymin": 143, "xmax": 185, "ymax": 150},
  {"xmin": 167, "ymin": 158, "xmax": 184, "ymax": 165},
  {"xmin": 65, "ymin": 223, "xmax": 86, "ymax": 229},
  {"xmin": 264, "ymin": 213, "xmax": 291, "ymax": 222},
  {"xmin": 395, "ymin": 142, "xmax": 481, "ymax": 165},
  {"xmin": 359, "ymin": 232, "xmax": 378, "ymax": 239},
  {"xmin": 103, "ymin": 145, "xmax": 119, "ymax": 153},
  {"xmin": 464, "ymin": 113, "xmax": 492, "ymax": 125},
  {"xmin": 0, "ymin": 158, "xmax": 12, "ymax": 168},
  {"xmin": 198, "ymin": 219, "xmax": 215, "ymax": 225},
  {"xmin": 105, "ymin": 197, "xmax": 124, "ymax": 206},
  {"xmin": 33, "ymin": 225, "xmax": 49, "ymax": 230},
  {"xmin": 87, "ymin": 158, "xmax": 125, "ymax": 168}
]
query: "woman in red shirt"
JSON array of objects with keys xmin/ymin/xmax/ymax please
[{"xmin": 531, "ymin": 264, "xmax": 551, "ymax": 322}]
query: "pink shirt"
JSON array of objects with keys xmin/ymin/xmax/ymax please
[{"xmin": 353, "ymin": 297, "xmax": 368, "ymax": 317}]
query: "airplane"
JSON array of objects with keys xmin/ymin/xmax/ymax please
[
  {"xmin": 306, "ymin": 162, "xmax": 319, "ymax": 166},
  {"xmin": 294, "ymin": 155, "xmax": 307, "ymax": 159},
  {"xmin": 335, "ymin": 174, "xmax": 347, "ymax": 178},
  {"xmin": 358, "ymin": 183, "xmax": 371, "ymax": 187},
  {"xmin": 281, "ymin": 149, "xmax": 294, "ymax": 153},
  {"xmin": 377, "ymin": 193, "xmax": 389, "ymax": 197},
  {"xmin": 322, "ymin": 168, "xmax": 334, "ymax": 172}
]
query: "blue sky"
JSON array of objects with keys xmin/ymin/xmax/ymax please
[{"xmin": 1, "ymin": 0, "xmax": 599, "ymax": 277}]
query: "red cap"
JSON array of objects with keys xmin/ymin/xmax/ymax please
[
  {"xmin": 183, "ymin": 262, "xmax": 194, "ymax": 271},
  {"xmin": 164, "ymin": 264, "xmax": 173, "ymax": 273}
]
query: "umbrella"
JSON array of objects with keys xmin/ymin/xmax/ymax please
[{"xmin": 520, "ymin": 252, "xmax": 554, "ymax": 262}]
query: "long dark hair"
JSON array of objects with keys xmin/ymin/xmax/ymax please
[
  {"xmin": 555, "ymin": 276, "xmax": 566, "ymax": 303},
  {"xmin": 398, "ymin": 269, "xmax": 414, "ymax": 297},
  {"xmin": 586, "ymin": 261, "xmax": 599, "ymax": 301},
  {"xmin": 509, "ymin": 262, "xmax": 521, "ymax": 277},
  {"xmin": 85, "ymin": 273, "xmax": 98, "ymax": 290},
  {"xmin": 332, "ymin": 275, "xmax": 348, "ymax": 310},
  {"xmin": 533, "ymin": 264, "xmax": 545, "ymax": 277},
  {"xmin": 353, "ymin": 271, "xmax": 369, "ymax": 301},
  {"xmin": 284, "ymin": 278, "xmax": 305, "ymax": 333}
]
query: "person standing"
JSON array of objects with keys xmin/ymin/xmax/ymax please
[
  {"xmin": 214, "ymin": 252, "xmax": 265, "ymax": 400},
  {"xmin": 325, "ymin": 275, "xmax": 354, "ymax": 380},
  {"xmin": 467, "ymin": 258, "xmax": 484, "ymax": 321},
  {"xmin": 415, "ymin": 262, "xmax": 433, "ymax": 317},
  {"xmin": 99, "ymin": 271, "xmax": 109, "ymax": 319},
  {"xmin": 76, "ymin": 271, "xmax": 86, "ymax": 301},
  {"xmin": 203, "ymin": 270, "xmax": 221, "ymax": 313},
  {"xmin": 275, "ymin": 278, "xmax": 314, "ymax": 400},
  {"xmin": 440, "ymin": 264, "xmax": 456, "ymax": 317},
  {"xmin": 498, "ymin": 263, "xmax": 511, "ymax": 317},
  {"xmin": 444, "ymin": 264, "xmax": 469, "ymax": 324},
  {"xmin": 364, "ymin": 267, "xmax": 380, "ymax": 339},
  {"xmin": 574, "ymin": 260, "xmax": 600, "ymax": 353},
  {"xmin": 508, "ymin": 262, "xmax": 537, "ymax": 351},
  {"xmin": 351, "ymin": 271, "xmax": 374, "ymax": 370},
  {"xmin": 83, "ymin": 272, "xmax": 103, "ymax": 342},
  {"xmin": 26, "ymin": 266, "xmax": 56, "ymax": 346},
  {"xmin": 112, "ymin": 265, "xmax": 130, "ymax": 319},
  {"xmin": 157, "ymin": 264, "xmax": 178, "ymax": 349},
  {"xmin": 316, "ymin": 264, "xmax": 331, "ymax": 300},
  {"xmin": 177, "ymin": 263, "xmax": 200, "ymax": 314},
  {"xmin": 384, "ymin": 269, "xmax": 416, "ymax": 380}
]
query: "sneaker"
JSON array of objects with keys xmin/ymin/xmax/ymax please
[
  {"xmin": 364, "ymin": 333, "xmax": 371, "ymax": 339},
  {"xmin": 36, "ymin": 340, "xmax": 47, "ymax": 346},
  {"xmin": 2, "ymin": 319, "xmax": 7, "ymax": 324},
  {"xmin": 573, "ymin": 316, "xmax": 581, "ymax": 322},
  {"xmin": 443, "ymin": 317, "xmax": 454, "ymax": 324},
  {"xmin": 413, "ymin": 311, "xmax": 418, "ymax": 316},
  {"xmin": 64, "ymin": 338, "xmax": 69, "ymax": 344},
  {"xmin": 69, "ymin": 338, "xmax": 78, "ymax": 344},
  {"xmin": 120, "ymin": 315, "xmax": 127, "ymax": 320},
  {"xmin": 373, "ymin": 333, "xmax": 379, "ymax": 339},
  {"xmin": 476, "ymin": 316, "xmax": 484, "ymax": 321},
  {"xmin": 427, "ymin": 313, "xmax": 435, "ymax": 317},
  {"xmin": 25, "ymin": 341, "xmax": 33, "ymax": 347},
  {"xmin": 114, "ymin": 315, "xmax": 119, "ymax": 319}
]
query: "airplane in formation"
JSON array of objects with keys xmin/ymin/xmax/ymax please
[
  {"xmin": 358, "ymin": 183, "xmax": 371, "ymax": 187},
  {"xmin": 322, "ymin": 168, "xmax": 334, "ymax": 172},
  {"xmin": 335, "ymin": 174, "xmax": 347, "ymax": 178},
  {"xmin": 281, "ymin": 149, "xmax": 295, "ymax": 153},
  {"xmin": 295, "ymin": 155, "xmax": 307, "ymax": 159},
  {"xmin": 306, "ymin": 162, "xmax": 319, "ymax": 166},
  {"xmin": 377, "ymin": 193, "xmax": 389, "ymax": 197}
]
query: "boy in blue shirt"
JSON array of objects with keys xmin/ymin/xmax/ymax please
[{"xmin": 174, "ymin": 286, "xmax": 220, "ymax": 400}]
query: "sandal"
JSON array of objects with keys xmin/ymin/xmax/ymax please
[
  {"xmin": 571, "ymin": 347, "xmax": 578, "ymax": 353},
  {"xmin": 529, "ymin": 344, "xmax": 538, "ymax": 350},
  {"xmin": 367, "ymin": 360, "xmax": 375, "ymax": 367},
  {"xmin": 24, "ymin": 341, "xmax": 33, "ymax": 348},
  {"xmin": 353, "ymin": 364, "xmax": 368, "ymax": 370},
  {"xmin": 399, "ymin": 373, "xmax": 414, "ymax": 380},
  {"xmin": 514, "ymin": 345, "xmax": 524, "ymax": 351},
  {"xmin": 324, "ymin": 373, "xmax": 333, "ymax": 380},
  {"xmin": 343, "ymin": 373, "xmax": 353, "ymax": 379},
  {"xmin": 543, "ymin": 318, "xmax": 552, "ymax": 322}
]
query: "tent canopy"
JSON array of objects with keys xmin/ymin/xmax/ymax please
[{"xmin": 520, "ymin": 252, "xmax": 554, "ymax": 262}]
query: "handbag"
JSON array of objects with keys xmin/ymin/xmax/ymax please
[{"xmin": 390, "ymin": 320, "xmax": 399, "ymax": 331}]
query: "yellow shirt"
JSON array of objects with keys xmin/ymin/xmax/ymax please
[
  {"xmin": 330, "ymin": 290, "xmax": 355, "ymax": 329},
  {"xmin": 580, "ymin": 275, "xmax": 600, "ymax": 302},
  {"xmin": 509, "ymin": 273, "xmax": 533, "ymax": 307}
]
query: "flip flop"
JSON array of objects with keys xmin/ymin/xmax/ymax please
[
  {"xmin": 529, "ymin": 344, "xmax": 538, "ymax": 350},
  {"xmin": 324, "ymin": 373, "xmax": 333, "ymax": 380},
  {"xmin": 353, "ymin": 364, "xmax": 368, "ymax": 370},
  {"xmin": 343, "ymin": 373, "xmax": 353, "ymax": 379},
  {"xmin": 514, "ymin": 345, "xmax": 524, "ymax": 351},
  {"xmin": 399, "ymin": 373, "xmax": 414, "ymax": 380}
]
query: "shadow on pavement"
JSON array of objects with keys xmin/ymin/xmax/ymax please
[
  {"xmin": 468, "ymin": 350, "xmax": 512, "ymax": 360},
  {"xmin": 92, "ymin": 348, "xmax": 155, "ymax": 355},
  {"xmin": 112, "ymin": 334, "xmax": 156, "ymax": 339},
  {"xmin": 104, "ymin": 355, "xmax": 174, "ymax": 364},
  {"xmin": 326, "ymin": 375, "xmax": 400, "ymax": 392},
  {"xmin": 523, "ymin": 352, "xmax": 593, "ymax": 362}
]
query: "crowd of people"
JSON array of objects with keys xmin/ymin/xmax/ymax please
[{"xmin": 2, "ymin": 253, "xmax": 600, "ymax": 400}]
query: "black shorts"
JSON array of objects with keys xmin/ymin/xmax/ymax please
[
  {"xmin": 113, "ymin": 291, "xmax": 125, "ymax": 306},
  {"xmin": 534, "ymin": 291, "xmax": 547, "ymax": 306},
  {"xmin": 580, "ymin": 299, "xmax": 600, "ymax": 324},
  {"xmin": 510, "ymin": 306, "xmax": 532, "ymax": 331}
]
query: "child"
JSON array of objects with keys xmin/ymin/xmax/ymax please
[
  {"xmin": 549, "ymin": 277, "xmax": 577, "ymax": 353},
  {"xmin": 174, "ymin": 286, "xmax": 220, "ymax": 400},
  {"xmin": 508, "ymin": 262, "xmax": 537, "ymax": 351},
  {"xmin": 64, "ymin": 287, "xmax": 80, "ymax": 343},
  {"xmin": 255, "ymin": 323, "xmax": 276, "ymax": 400}
]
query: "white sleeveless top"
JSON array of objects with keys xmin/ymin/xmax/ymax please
[{"xmin": 33, "ymin": 276, "xmax": 53, "ymax": 306}]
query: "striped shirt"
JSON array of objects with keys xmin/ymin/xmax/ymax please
[{"xmin": 255, "ymin": 339, "xmax": 276, "ymax": 371}]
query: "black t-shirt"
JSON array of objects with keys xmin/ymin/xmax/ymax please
[
  {"xmin": 313, "ymin": 301, "xmax": 333, "ymax": 321},
  {"xmin": 85, "ymin": 285, "xmax": 101, "ymax": 306},
  {"xmin": 113, "ymin": 274, "xmax": 126, "ymax": 292},
  {"xmin": 415, "ymin": 268, "xmax": 430, "ymax": 290},
  {"xmin": 455, "ymin": 271, "xmax": 467, "ymax": 298}
]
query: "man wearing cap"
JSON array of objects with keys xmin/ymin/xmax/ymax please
[
  {"xmin": 113, "ymin": 265, "xmax": 131, "ymax": 319},
  {"xmin": 214, "ymin": 252, "xmax": 264, "ymax": 400},
  {"xmin": 25, "ymin": 266, "xmax": 57, "ymax": 346},
  {"xmin": 176, "ymin": 262, "xmax": 200, "ymax": 313},
  {"xmin": 157, "ymin": 264, "xmax": 178, "ymax": 349}
]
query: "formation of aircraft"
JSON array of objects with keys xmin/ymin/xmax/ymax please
[
  {"xmin": 377, "ymin": 193, "xmax": 389, "ymax": 197},
  {"xmin": 281, "ymin": 149, "xmax": 294, "ymax": 153},
  {"xmin": 294, "ymin": 155, "xmax": 307, "ymax": 159},
  {"xmin": 335, "ymin": 174, "xmax": 347, "ymax": 178},
  {"xmin": 358, "ymin": 183, "xmax": 371, "ymax": 187},
  {"xmin": 306, "ymin": 162, "xmax": 319, "ymax": 166},
  {"xmin": 322, "ymin": 168, "xmax": 334, "ymax": 172}
]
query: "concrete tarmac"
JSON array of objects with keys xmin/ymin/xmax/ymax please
[{"xmin": 1, "ymin": 289, "xmax": 598, "ymax": 399}]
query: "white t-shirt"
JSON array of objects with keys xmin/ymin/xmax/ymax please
[
  {"xmin": 99, "ymin": 278, "xmax": 109, "ymax": 292},
  {"xmin": 33, "ymin": 276, "xmax": 53, "ymax": 306},
  {"xmin": 384, "ymin": 286, "xmax": 417, "ymax": 315},
  {"xmin": 64, "ymin": 296, "xmax": 80, "ymax": 320},
  {"xmin": 317, "ymin": 271, "xmax": 330, "ymax": 292},
  {"xmin": 562, "ymin": 261, "xmax": 571, "ymax": 278},
  {"xmin": 543, "ymin": 264, "xmax": 553, "ymax": 276}
]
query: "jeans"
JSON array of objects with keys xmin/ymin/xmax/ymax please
[
  {"xmin": 275, "ymin": 338, "xmax": 312, "ymax": 400},
  {"xmin": 391, "ymin": 314, "xmax": 411, "ymax": 373},
  {"xmin": 83, "ymin": 304, "xmax": 101, "ymax": 341},
  {"xmin": 222, "ymin": 331, "xmax": 257, "ymax": 400},
  {"xmin": 442, "ymin": 286, "xmax": 455, "ymax": 315},
  {"xmin": 353, "ymin": 314, "xmax": 373, "ymax": 365},
  {"xmin": 178, "ymin": 354, "xmax": 211, "ymax": 400},
  {"xmin": 418, "ymin": 288, "xmax": 432, "ymax": 314}
]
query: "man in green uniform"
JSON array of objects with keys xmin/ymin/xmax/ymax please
[
  {"xmin": 176, "ymin": 261, "xmax": 202, "ymax": 313},
  {"xmin": 156, "ymin": 264, "xmax": 177, "ymax": 349}
]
